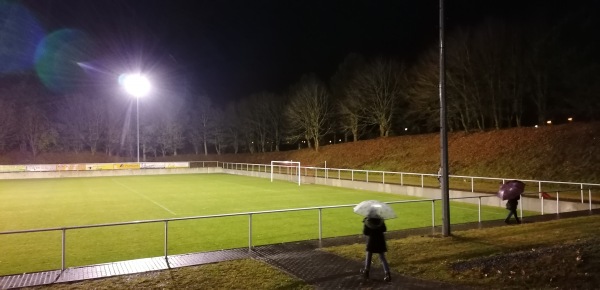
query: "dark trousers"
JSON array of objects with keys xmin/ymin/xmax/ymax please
[
  {"xmin": 505, "ymin": 209, "xmax": 520, "ymax": 223},
  {"xmin": 364, "ymin": 251, "xmax": 390, "ymax": 274}
]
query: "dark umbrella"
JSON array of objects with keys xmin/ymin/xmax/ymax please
[{"xmin": 497, "ymin": 180, "xmax": 525, "ymax": 200}]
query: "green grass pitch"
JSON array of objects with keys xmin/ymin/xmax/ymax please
[{"xmin": 0, "ymin": 173, "xmax": 528, "ymax": 275}]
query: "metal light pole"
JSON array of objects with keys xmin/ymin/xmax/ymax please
[
  {"xmin": 439, "ymin": 0, "xmax": 451, "ymax": 236},
  {"xmin": 121, "ymin": 74, "xmax": 151, "ymax": 163},
  {"xmin": 136, "ymin": 96, "xmax": 140, "ymax": 162}
]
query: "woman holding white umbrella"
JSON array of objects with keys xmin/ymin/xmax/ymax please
[{"xmin": 355, "ymin": 200, "xmax": 395, "ymax": 282}]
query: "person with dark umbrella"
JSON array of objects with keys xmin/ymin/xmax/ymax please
[
  {"xmin": 360, "ymin": 213, "xmax": 391, "ymax": 282},
  {"xmin": 505, "ymin": 197, "xmax": 521, "ymax": 224}
]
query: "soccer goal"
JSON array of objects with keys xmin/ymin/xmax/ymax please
[{"xmin": 270, "ymin": 161, "xmax": 301, "ymax": 186}]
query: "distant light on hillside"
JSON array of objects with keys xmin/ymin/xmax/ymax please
[
  {"xmin": 546, "ymin": 120, "xmax": 552, "ymax": 125},
  {"xmin": 568, "ymin": 117, "xmax": 573, "ymax": 122}
]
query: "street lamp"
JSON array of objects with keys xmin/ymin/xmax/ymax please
[{"xmin": 120, "ymin": 73, "xmax": 151, "ymax": 162}]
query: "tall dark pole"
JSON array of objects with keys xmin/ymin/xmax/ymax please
[{"xmin": 439, "ymin": 0, "xmax": 451, "ymax": 236}]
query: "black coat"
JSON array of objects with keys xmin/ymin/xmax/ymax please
[
  {"xmin": 363, "ymin": 218, "xmax": 387, "ymax": 253},
  {"xmin": 506, "ymin": 199, "xmax": 519, "ymax": 210}
]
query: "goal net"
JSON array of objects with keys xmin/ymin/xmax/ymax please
[{"xmin": 270, "ymin": 161, "xmax": 301, "ymax": 186}]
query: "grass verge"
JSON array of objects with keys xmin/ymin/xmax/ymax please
[{"xmin": 324, "ymin": 215, "xmax": 600, "ymax": 289}]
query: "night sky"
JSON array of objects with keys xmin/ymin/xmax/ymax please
[{"xmin": 6, "ymin": 0, "xmax": 598, "ymax": 106}]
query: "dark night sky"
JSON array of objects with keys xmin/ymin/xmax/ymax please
[{"xmin": 9, "ymin": 0, "xmax": 598, "ymax": 106}]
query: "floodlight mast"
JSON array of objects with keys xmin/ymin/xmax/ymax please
[
  {"xmin": 439, "ymin": 0, "xmax": 451, "ymax": 236},
  {"xmin": 121, "ymin": 74, "xmax": 151, "ymax": 163}
]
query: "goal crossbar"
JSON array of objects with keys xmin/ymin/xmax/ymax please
[{"xmin": 270, "ymin": 161, "xmax": 301, "ymax": 186}]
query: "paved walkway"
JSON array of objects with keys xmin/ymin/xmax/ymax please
[{"xmin": 1, "ymin": 209, "xmax": 598, "ymax": 290}]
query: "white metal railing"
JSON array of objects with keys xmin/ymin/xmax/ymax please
[
  {"xmin": 1, "ymin": 161, "xmax": 597, "ymax": 274},
  {"xmin": 189, "ymin": 161, "xmax": 220, "ymax": 168},
  {"xmin": 1, "ymin": 195, "xmax": 502, "ymax": 274},
  {"xmin": 1, "ymin": 162, "xmax": 597, "ymax": 275},
  {"xmin": 219, "ymin": 162, "xmax": 600, "ymax": 205}
]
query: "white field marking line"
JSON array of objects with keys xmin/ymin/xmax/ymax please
[{"xmin": 111, "ymin": 179, "xmax": 177, "ymax": 215}]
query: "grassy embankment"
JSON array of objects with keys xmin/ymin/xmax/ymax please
[{"xmin": 4, "ymin": 122, "xmax": 598, "ymax": 183}]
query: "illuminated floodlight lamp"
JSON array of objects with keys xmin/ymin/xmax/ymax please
[
  {"xmin": 546, "ymin": 120, "xmax": 552, "ymax": 125},
  {"xmin": 119, "ymin": 73, "xmax": 151, "ymax": 163},
  {"xmin": 121, "ymin": 74, "xmax": 151, "ymax": 97},
  {"xmin": 568, "ymin": 117, "xmax": 573, "ymax": 122}
]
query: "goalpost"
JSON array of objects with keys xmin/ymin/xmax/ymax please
[{"xmin": 270, "ymin": 161, "xmax": 301, "ymax": 186}]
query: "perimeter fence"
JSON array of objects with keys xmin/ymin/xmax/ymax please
[
  {"xmin": 1, "ymin": 160, "xmax": 598, "ymax": 275},
  {"xmin": 0, "ymin": 195, "xmax": 506, "ymax": 274},
  {"xmin": 216, "ymin": 161, "xmax": 600, "ymax": 207}
]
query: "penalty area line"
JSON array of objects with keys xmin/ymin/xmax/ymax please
[{"xmin": 111, "ymin": 179, "xmax": 177, "ymax": 215}]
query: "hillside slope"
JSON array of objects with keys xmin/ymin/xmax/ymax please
[
  {"xmin": 185, "ymin": 122, "xmax": 600, "ymax": 183},
  {"xmin": 1, "ymin": 122, "xmax": 599, "ymax": 183}
]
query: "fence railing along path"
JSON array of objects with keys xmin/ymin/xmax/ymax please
[
  {"xmin": 1, "ymin": 160, "xmax": 598, "ymax": 275},
  {"xmin": 217, "ymin": 161, "xmax": 600, "ymax": 205},
  {"xmin": 0, "ymin": 195, "xmax": 505, "ymax": 273}
]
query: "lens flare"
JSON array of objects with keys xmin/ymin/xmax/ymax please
[
  {"xmin": 34, "ymin": 29, "xmax": 95, "ymax": 93},
  {"xmin": 0, "ymin": 2, "xmax": 45, "ymax": 74}
]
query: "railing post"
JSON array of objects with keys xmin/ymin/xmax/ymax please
[
  {"xmin": 352, "ymin": 170, "xmax": 354, "ymax": 181},
  {"xmin": 248, "ymin": 214, "xmax": 253, "ymax": 251},
  {"xmin": 338, "ymin": 169, "xmax": 340, "ymax": 180},
  {"xmin": 541, "ymin": 195, "xmax": 545, "ymax": 215},
  {"xmin": 318, "ymin": 208, "xmax": 322, "ymax": 244},
  {"xmin": 478, "ymin": 197, "xmax": 481, "ymax": 222},
  {"xmin": 366, "ymin": 171, "xmax": 369, "ymax": 183},
  {"xmin": 61, "ymin": 228, "xmax": 66, "ymax": 271},
  {"xmin": 421, "ymin": 174, "xmax": 424, "ymax": 188},
  {"xmin": 382, "ymin": 172, "xmax": 385, "ymax": 185},
  {"xmin": 590, "ymin": 189, "xmax": 592, "ymax": 211},
  {"xmin": 556, "ymin": 192, "xmax": 560, "ymax": 214},
  {"xmin": 581, "ymin": 184, "xmax": 584, "ymax": 203},
  {"xmin": 471, "ymin": 177, "xmax": 474, "ymax": 192},
  {"xmin": 519, "ymin": 200, "xmax": 523, "ymax": 219},
  {"xmin": 401, "ymin": 173, "xmax": 404, "ymax": 186},
  {"xmin": 164, "ymin": 221, "xmax": 169, "ymax": 259},
  {"xmin": 431, "ymin": 200, "xmax": 435, "ymax": 228}
]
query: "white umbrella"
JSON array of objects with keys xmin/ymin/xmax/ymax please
[{"xmin": 353, "ymin": 200, "xmax": 397, "ymax": 220}]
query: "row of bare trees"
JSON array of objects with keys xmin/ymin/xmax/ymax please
[{"xmin": 0, "ymin": 14, "xmax": 598, "ymax": 159}]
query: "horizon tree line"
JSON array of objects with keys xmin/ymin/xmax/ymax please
[{"xmin": 0, "ymin": 12, "xmax": 598, "ymax": 160}]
